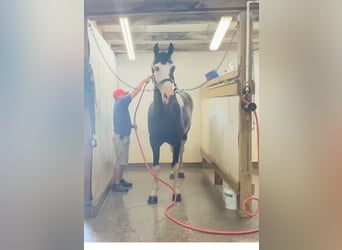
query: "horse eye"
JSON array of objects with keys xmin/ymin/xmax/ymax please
[{"xmin": 154, "ymin": 66, "xmax": 159, "ymax": 71}]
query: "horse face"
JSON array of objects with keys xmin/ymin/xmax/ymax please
[
  {"xmin": 158, "ymin": 80, "xmax": 174, "ymax": 104},
  {"xmin": 153, "ymin": 43, "xmax": 176, "ymax": 104}
]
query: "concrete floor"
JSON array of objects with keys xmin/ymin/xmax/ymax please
[{"xmin": 84, "ymin": 165, "xmax": 259, "ymax": 242}]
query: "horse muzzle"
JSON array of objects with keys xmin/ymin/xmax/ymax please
[{"xmin": 162, "ymin": 93, "xmax": 170, "ymax": 104}]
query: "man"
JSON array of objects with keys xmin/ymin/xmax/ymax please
[{"xmin": 112, "ymin": 75, "xmax": 151, "ymax": 192}]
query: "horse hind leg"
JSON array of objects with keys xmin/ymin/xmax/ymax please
[
  {"xmin": 178, "ymin": 140, "xmax": 186, "ymax": 179},
  {"xmin": 170, "ymin": 140, "xmax": 186, "ymax": 180},
  {"xmin": 147, "ymin": 165, "xmax": 160, "ymax": 204},
  {"xmin": 169, "ymin": 145, "xmax": 175, "ymax": 179}
]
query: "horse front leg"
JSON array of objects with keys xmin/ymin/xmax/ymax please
[
  {"xmin": 171, "ymin": 142, "xmax": 182, "ymax": 202},
  {"xmin": 148, "ymin": 138, "xmax": 161, "ymax": 205}
]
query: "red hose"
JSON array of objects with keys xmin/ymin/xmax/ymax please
[
  {"xmin": 253, "ymin": 110, "xmax": 260, "ymax": 162},
  {"xmin": 133, "ymin": 83, "xmax": 259, "ymax": 235}
]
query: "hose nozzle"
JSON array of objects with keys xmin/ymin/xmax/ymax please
[{"xmin": 243, "ymin": 102, "xmax": 257, "ymax": 112}]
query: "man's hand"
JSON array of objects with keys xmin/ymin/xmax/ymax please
[
  {"xmin": 131, "ymin": 76, "xmax": 151, "ymax": 99},
  {"xmin": 144, "ymin": 75, "xmax": 151, "ymax": 84}
]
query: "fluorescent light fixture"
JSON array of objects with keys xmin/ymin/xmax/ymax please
[
  {"xmin": 209, "ymin": 16, "xmax": 232, "ymax": 51},
  {"xmin": 119, "ymin": 17, "xmax": 135, "ymax": 61}
]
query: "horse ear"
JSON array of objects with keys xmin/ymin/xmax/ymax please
[
  {"xmin": 168, "ymin": 43, "xmax": 174, "ymax": 56},
  {"xmin": 154, "ymin": 43, "xmax": 159, "ymax": 56}
]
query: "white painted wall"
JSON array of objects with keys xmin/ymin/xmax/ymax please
[
  {"xmin": 88, "ymin": 22, "xmax": 118, "ymax": 204},
  {"xmin": 116, "ymin": 49, "xmax": 238, "ymax": 164}
]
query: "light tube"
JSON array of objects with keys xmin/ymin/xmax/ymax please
[
  {"xmin": 119, "ymin": 17, "xmax": 135, "ymax": 61},
  {"xmin": 209, "ymin": 16, "xmax": 232, "ymax": 51}
]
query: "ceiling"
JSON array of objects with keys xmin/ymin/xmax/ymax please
[{"xmin": 85, "ymin": 0, "xmax": 259, "ymax": 55}]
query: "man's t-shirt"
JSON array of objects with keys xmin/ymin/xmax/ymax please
[{"xmin": 113, "ymin": 94, "xmax": 132, "ymax": 138}]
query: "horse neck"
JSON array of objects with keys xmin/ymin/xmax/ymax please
[
  {"xmin": 152, "ymin": 88, "xmax": 163, "ymax": 111},
  {"xmin": 153, "ymin": 87, "xmax": 162, "ymax": 103}
]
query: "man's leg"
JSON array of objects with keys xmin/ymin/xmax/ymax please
[
  {"xmin": 112, "ymin": 135, "xmax": 129, "ymax": 192},
  {"xmin": 119, "ymin": 136, "xmax": 132, "ymax": 187}
]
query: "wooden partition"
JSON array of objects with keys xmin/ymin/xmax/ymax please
[
  {"xmin": 201, "ymin": 72, "xmax": 240, "ymax": 192},
  {"xmin": 200, "ymin": 11, "xmax": 256, "ymax": 217}
]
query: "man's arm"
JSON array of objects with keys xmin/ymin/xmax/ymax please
[{"xmin": 131, "ymin": 75, "xmax": 151, "ymax": 99}]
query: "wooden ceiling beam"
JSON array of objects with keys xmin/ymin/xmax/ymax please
[{"xmin": 85, "ymin": 0, "xmax": 251, "ymax": 16}]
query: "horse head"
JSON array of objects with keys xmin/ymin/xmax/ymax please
[{"xmin": 152, "ymin": 43, "xmax": 176, "ymax": 104}]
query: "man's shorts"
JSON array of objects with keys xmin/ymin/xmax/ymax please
[{"xmin": 113, "ymin": 134, "xmax": 130, "ymax": 166}]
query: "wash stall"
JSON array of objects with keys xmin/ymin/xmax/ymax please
[{"xmin": 84, "ymin": 10, "xmax": 259, "ymax": 217}]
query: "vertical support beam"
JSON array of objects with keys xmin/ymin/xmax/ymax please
[
  {"xmin": 84, "ymin": 17, "xmax": 94, "ymax": 218},
  {"xmin": 248, "ymin": 17, "xmax": 255, "ymax": 95},
  {"xmin": 237, "ymin": 10, "xmax": 254, "ymax": 217}
]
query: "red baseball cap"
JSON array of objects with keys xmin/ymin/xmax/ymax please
[{"xmin": 113, "ymin": 88, "xmax": 128, "ymax": 99}]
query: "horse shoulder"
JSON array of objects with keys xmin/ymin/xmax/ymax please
[
  {"xmin": 175, "ymin": 93, "xmax": 184, "ymax": 108},
  {"xmin": 175, "ymin": 91, "xmax": 193, "ymax": 113}
]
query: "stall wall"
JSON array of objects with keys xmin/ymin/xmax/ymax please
[
  {"xmin": 116, "ymin": 50, "xmax": 238, "ymax": 164},
  {"xmin": 201, "ymin": 96, "xmax": 240, "ymax": 180},
  {"xmin": 88, "ymin": 22, "xmax": 118, "ymax": 204},
  {"xmin": 201, "ymin": 50, "xmax": 260, "ymax": 181}
]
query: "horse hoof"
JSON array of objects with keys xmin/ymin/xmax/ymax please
[
  {"xmin": 148, "ymin": 196, "xmax": 158, "ymax": 204},
  {"xmin": 169, "ymin": 173, "xmax": 175, "ymax": 179},
  {"xmin": 178, "ymin": 172, "xmax": 185, "ymax": 178},
  {"xmin": 172, "ymin": 193, "xmax": 182, "ymax": 202}
]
